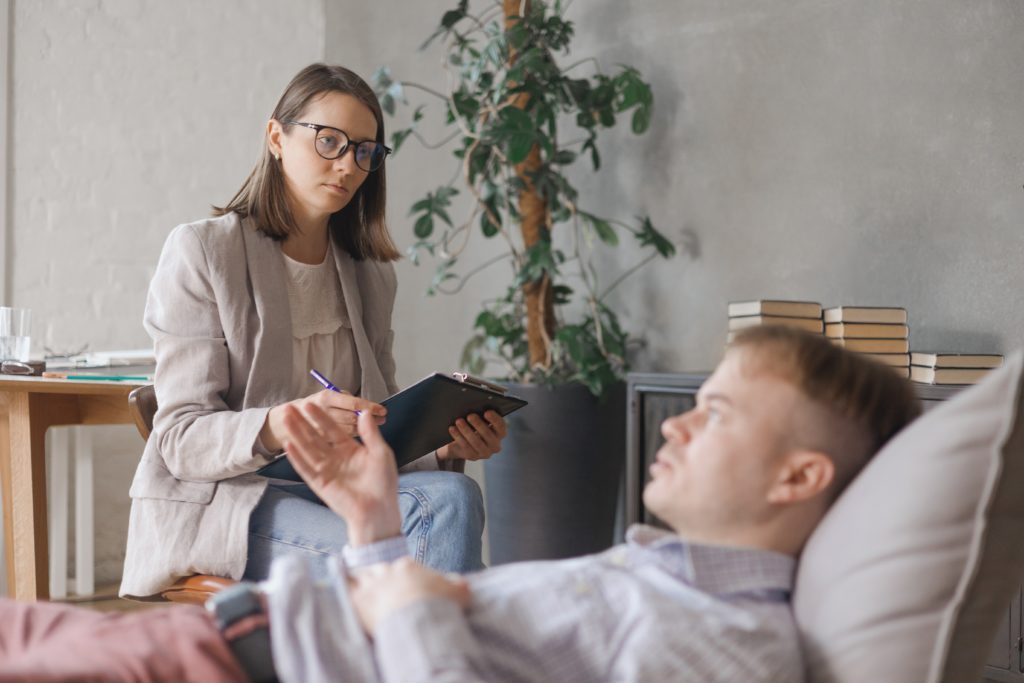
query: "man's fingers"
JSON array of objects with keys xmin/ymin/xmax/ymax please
[
  {"xmin": 356, "ymin": 410, "xmax": 393, "ymax": 457},
  {"xmin": 281, "ymin": 406, "xmax": 327, "ymax": 480}
]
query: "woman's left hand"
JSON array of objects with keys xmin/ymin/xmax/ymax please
[{"xmin": 437, "ymin": 410, "xmax": 507, "ymax": 462}]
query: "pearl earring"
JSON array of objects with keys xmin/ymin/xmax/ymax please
[{"xmin": 274, "ymin": 152, "xmax": 281, "ymax": 161}]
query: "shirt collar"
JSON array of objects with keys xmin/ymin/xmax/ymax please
[{"xmin": 625, "ymin": 524, "xmax": 796, "ymax": 598}]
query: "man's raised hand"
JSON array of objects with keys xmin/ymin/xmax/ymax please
[{"xmin": 281, "ymin": 404, "xmax": 402, "ymax": 546}]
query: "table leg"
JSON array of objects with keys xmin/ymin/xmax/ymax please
[
  {"xmin": 2, "ymin": 393, "xmax": 81, "ymax": 600},
  {"xmin": 4, "ymin": 392, "xmax": 49, "ymax": 599},
  {"xmin": 48, "ymin": 428, "xmax": 70, "ymax": 598},
  {"xmin": 0, "ymin": 401, "xmax": 13, "ymax": 595},
  {"xmin": 74, "ymin": 426, "xmax": 94, "ymax": 596}
]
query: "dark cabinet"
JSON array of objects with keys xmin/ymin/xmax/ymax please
[{"xmin": 622, "ymin": 372, "xmax": 1021, "ymax": 682}]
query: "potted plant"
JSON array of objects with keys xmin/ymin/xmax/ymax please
[{"xmin": 374, "ymin": 0, "xmax": 675, "ymax": 563}]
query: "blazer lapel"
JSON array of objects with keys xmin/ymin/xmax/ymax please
[
  {"xmin": 240, "ymin": 219, "xmax": 294, "ymax": 408},
  {"xmin": 331, "ymin": 241, "xmax": 388, "ymax": 401}
]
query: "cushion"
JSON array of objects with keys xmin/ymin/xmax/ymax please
[{"xmin": 794, "ymin": 351, "xmax": 1024, "ymax": 683}]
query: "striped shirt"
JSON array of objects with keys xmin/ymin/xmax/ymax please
[{"xmin": 264, "ymin": 525, "xmax": 802, "ymax": 683}]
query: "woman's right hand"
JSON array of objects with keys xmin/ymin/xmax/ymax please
[{"xmin": 259, "ymin": 390, "xmax": 386, "ymax": 452}]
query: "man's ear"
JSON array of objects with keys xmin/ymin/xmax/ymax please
[{"xmin": 766, "ymin": 450, "xmax": 835, "ymax": 504}]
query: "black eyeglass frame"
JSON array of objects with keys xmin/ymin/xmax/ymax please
[{"xmin": 283, "ymin": 120, "xmax": 392, "ymax": 172}]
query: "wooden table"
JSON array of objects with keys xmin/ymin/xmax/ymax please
[{"xmin": 0, "ymin": 375, "xmax": 146, "ymax": 600}]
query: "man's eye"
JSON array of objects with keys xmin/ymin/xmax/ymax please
[{"xmin": 706, "ymin": 407, "xmax": 721, "ymax": 422}]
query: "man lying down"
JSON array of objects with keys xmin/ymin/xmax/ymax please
[{"xmin": 0, "ymin": 326, "xmax": 920, "ymax": 682}]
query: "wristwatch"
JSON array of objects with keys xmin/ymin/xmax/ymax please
[{"xmin": 206, "ymin": 583, "xmax": 278, "ymax": 683}]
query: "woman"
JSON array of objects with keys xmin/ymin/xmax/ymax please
[{"xmin": 120, "ymin": 64, "xmax": 506, "ymax": 598}]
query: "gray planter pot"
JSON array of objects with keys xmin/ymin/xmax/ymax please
[{"xmin": 484, "ymin": 381, "xmax": 626, "ymax": 565}]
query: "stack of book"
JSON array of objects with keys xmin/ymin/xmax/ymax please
[
  {"xmin": 727, "ymin": 300, "xmax": 823, "ymax": 341},
  {"xmin": 824, "ymin": 307, "xmax": 910, "ymax": 377},
  {"xmin": 909, "ymin": 352, "xmax": 1004, "ymax": 385}
]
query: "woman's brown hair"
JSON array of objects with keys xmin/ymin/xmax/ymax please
[{"xmin": 213, "ymin": 63, "xmax": 400, "ymax": 262}]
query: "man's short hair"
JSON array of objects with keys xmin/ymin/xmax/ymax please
[{"xmin": 729, "ymin": 325, "xmax": 922, "ymax": 499}]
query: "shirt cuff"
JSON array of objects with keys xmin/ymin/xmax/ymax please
[
  {"xmin": 341, "ymin": 536, "xmax": 410, "ymax": 569},
  {"xmin": 252, "ymin": 433, "xmax": 283, "ymax": 459}
]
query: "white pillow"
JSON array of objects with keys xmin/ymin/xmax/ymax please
[{"xmin": 794, "ymin": 351, "xmax": 1024, "ymax": 682}]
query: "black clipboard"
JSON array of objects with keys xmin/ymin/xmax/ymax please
[{"xmin": 257, "ymin": 372, "xmax": 528, "ymax": 481}]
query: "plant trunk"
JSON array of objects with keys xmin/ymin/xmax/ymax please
[{"xmin": 504, "ymin": 0, "xmax": 554, "ymax": 369}]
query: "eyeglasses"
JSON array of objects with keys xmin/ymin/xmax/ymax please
[
  {"xmin": 1, "ymin": 360, "xmax": 34, "ymax": 375},
  {"xmin": 284, "ymin": 121, "xmax": 392, "ymax": 172}
]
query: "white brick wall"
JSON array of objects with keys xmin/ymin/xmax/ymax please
[{"xmin": 7, "ymin": 0, "xmax": 325, "ymax": 587}]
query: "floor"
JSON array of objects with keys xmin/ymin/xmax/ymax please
[{"xmin": 54, "ymin": 583, "xmax": 159, "ymax": 613}]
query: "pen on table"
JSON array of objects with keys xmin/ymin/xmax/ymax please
[{"xmin": 309, "ymin": 368, "xmax": 362, "ymax": 416}]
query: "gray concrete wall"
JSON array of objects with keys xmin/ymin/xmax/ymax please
[
  {"xmin": 5, "ymin": 0, "xmax": 325, "ymax": 588},
  {"xmin": 328, "ymin": 0, "xmax": 1024, "ymax": 381}
]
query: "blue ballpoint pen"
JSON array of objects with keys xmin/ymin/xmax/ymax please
[{"xmin": 309, "ymin": 368, "xmax": 362, "ymax": 416}]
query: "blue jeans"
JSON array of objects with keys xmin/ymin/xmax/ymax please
[{"xmin": 242, "ymin": 470, "xmax": 484, "ymax": 580}]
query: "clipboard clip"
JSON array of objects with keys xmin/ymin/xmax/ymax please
[{"xmin": 452, "ymin": 372, "xmax": 508, "ymax": 395}]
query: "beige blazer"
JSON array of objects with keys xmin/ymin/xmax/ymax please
[{"xmin": 120, "ymin": 213, "xmax": 428, "ymax": 597}]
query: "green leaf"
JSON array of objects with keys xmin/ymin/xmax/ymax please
[
  {"xmin": 452, "ymin": 91, "xmax": 480, "ymax": 121},
  {"xmin": 480, "ymin": 210, "xmax": 499, "ymax": 237},
  {"xmin": 580, "ymin": 212, "xmax": 618, "ymax": 246},
  {"xmin": 582, "ymin": 138, "xmax": 600, "ymax": 170},
  {"xmin": 506, "ymin": 134, "xmax": 534, "ymax": 164},
  {"xmin": 552, "ymin": 149, "xmax": 576, "ymax": 165},
  {"xmin": 441, "ymin": 8, "xmax": 465, "ymax": 29},
  {"xmin": 566, "ymin": 78, "xmax": 589, "ymax": 105},
  {"xmin": 387, "ymin": 81, "xmax": 405, "ymax": 103},
  {"xmin": 506, "ymin": 22, "xmax": 530, "ymax": 50},
  {"xmin": 379, "ymin": 93, "xmax": 395, "ymax": 117},
  {"xmin": 635, "ymin": 216, "xmax": 676, "ymax": 258},
  {"xmin": 414, "ymin": 214, "xmax": 434, "ymax": 238},
  {"xmin": 372, "ymin": 66, "xmax": 393, "ymax": 90},
  {"xmin": 631, "ymin": 104, "xmax": 651, "ymax": 134},
  {"xmin": 391, "ymin": 128, "xmax": 413, "ymax": 154},
  {"xmin": 552, "ymin": 284, "xmax": 573, "ymax": 305}
]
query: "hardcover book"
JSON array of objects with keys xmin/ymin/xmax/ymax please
[
  {"xmin": 728, "ymin": 315, "xmax": 824, "ymax": 334},
  {"xmin": 909, "ymin": 353, "xmax": 1003, "ymax": 369},
  {"xmin": 909, "ymin": 366, "xmax": 992, "ymax": 385},
  {"xmin": 823, "ymin": 307, "xmax": 907, "ymax": 325},
  {"xmin": 824, "ymin": 323, "xmax": 908, "ymax": 339},
  {"xmin": 727, "ymin": 300, "xmax": 822, "ymax": 320},
  {"xmin": 831, "ymin": 338, "xmax": 910, "ymax": 353},
  {"xmin": 864, "ymin": 353, "xmax": 911, "ymax": 367}
]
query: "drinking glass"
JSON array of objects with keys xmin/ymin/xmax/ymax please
[{"xmin": 0, "ymin": 307, "xmax": 31, "ymax": 361}]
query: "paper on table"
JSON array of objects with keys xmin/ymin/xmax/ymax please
[{"xmin": 45, "ymin": 348, "xmax": 156, "ymax": 370}]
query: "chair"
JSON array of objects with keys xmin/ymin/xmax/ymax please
[{"xmin": 127, "ymin": 385, "xmax": 235, "ymax": 605}]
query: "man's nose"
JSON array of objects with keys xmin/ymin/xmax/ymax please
[{"xmin": 662, "ymin": 411, "xmax": 695, "ymax": 442}]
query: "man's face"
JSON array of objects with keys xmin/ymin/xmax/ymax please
[{"xmin": 642, "ymin": 350, "xmax": 806, "ymax": 542}]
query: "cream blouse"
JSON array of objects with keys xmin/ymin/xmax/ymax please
[{"xmin": 282, "ymin": 249, "xmax": 361, "ymax": 400}]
